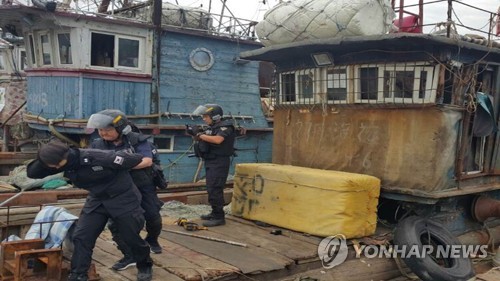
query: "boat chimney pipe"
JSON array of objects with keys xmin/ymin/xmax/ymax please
[{"xmin": 471, "ymin": 195, "xmax": 500, "ymax": 222}]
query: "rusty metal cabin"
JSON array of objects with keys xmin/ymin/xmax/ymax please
[
  {"xmin": 240, "ymin": 33, "xmax": 500, "ymax": 206},
  {"xmin": 0, "ymin": 4, "xmax": 273, "ymax": 184}
]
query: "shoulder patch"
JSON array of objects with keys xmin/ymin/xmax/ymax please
[
  {"xmin": 220, "ymin": 127, "xmax": 227, "ymax": 131},
  {"xmin": 113, "ymin": 156, "xmax": 124, "ymax": 165}
]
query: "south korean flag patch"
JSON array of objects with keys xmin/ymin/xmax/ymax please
[{"xmin": 113, "ymin": 155, "xmax": 124, "ymax": 165}]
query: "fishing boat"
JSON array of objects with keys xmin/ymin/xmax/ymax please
[
  {"xmin": 0, "ymin": 1, "xmax": 499, "ymax": 280},
  {"xmin": 0, "ymin": 0, "xmax": 273, "ymax": 185},
  {"xmin": 236, "ymin": 0, "xmax": 500, "ymax": 280}
]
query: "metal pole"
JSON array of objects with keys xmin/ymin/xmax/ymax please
[
  {"xmin": 446, "ymin": 0, "xmax": 452, "ymax": 38},
  {"xmin": 2, "ymin": 125, "xmax": 8, "ymax": 152},
  {"xmin": 0, "ymin": 100, "xmax": 27, "ymax": 129},
  {"xmin": 152, "ymin": 0, "xmax": 162, "ymax": 124},
  {"xmin": 217, "ymin": 0, "xmax": 227, "ymax": 35},
  {"xmin": 0, "ymin": 191, "xmax": 24, "ymax": 208},
  {"xmin": 419, "ymin": 0, "xmax": 423, "ymax": 31},
  {"xmin": 165, "ymin": 229, "xmax": 248, "ymax": 247}
]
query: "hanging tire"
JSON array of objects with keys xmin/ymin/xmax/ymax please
[{"xmin": 393, "ymin": 216, "xmax": 475, "ymax": 281}]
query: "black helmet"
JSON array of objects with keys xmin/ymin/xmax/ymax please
[
  {"xmin": 193, "ymin": 104, "xmax": 223, "ymax": 122},
  {"xmin": 86, "ymin": 109, "xmax": 132, "ymax": 135}
]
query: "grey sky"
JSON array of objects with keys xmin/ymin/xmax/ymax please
[{"xmin": 175, "ymin": 0, "xmax": 499, "ymax": 37}]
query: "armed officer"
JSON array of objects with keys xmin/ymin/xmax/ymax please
[
  {"xmin": 87, "ymin": 109, "xmax": 164, "ymax": 271},
  {"xmin": 26, "ymin": 140, "xmax": 153, "ymax": 281},
  {"xmin": 188, "ymin": 104, "xmax": 236, "ymax": 227}
]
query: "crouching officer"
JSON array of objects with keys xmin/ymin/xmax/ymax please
[
  {"xmin": 87, "ymin": 109, "xmax": 164, "ymax": 271},
  {"xmin": 188, "ymin": 104, "xmax": 236, "ymax": 227},
  {"xmin": 26, "ymin": 140, "xmax": 153, "ymax": 281}
]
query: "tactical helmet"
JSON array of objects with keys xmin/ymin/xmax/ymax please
[
  {"xmin": 86, "ymin": 109, "xmax": 132, "ymax": 135},
  {"xmin": 193, "ymin": 104, "xmax": 223, "ymax": 122}
]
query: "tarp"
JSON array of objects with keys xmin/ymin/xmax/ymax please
[
  {"xmin": 473, "ymin": 92, "xmax": 498, "ymax": 137},
  {"xmin": 256, "ymin": 0, "xmax": 394, "ymax": 46}
]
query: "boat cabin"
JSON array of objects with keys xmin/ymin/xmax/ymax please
[
  {"xmin": 241, "ymin": 33, "xmax": 500, "ymax": 204},
  {"xmin": 0, "ymin": 4, "xmax": 273, "ymax": 183}
]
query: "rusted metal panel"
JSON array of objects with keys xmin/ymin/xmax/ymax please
[{"xmin": 272, "ymin": 106, "xmax": 462, "ymax": 193}]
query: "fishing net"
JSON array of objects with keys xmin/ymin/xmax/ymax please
[
  {"xmin": 256, "ymin": 0, "xmax": 395, "ymax": 46},
  {"xmin": 7, "ymin": 165, "xmax": 65, "ymax": 191}
]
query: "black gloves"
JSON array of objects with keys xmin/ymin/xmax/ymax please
[
  {"xmin": 186, "ymin": 124, "xmax": 206, "ymax": 139},
  {"xmin": 186, "ymin": 124, "xmax": 201, "ymax": 136}
]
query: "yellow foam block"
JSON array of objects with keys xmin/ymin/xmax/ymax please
[{"xmin": 231, "ymin": 163, "xmax": 380, "ymax": 238}]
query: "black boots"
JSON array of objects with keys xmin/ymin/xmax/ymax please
[
  {"xmin": 201, "ymin": 206, "xmax": 225, "ymax": 227},
  {"xmin": 68, "ymin": 273, "xmax": 88, "ymax": 281},
  {"xmin": 202, "ymin": 217, "xmax": 226, "ymax": 227},
  {"xmin": 111, "ymin": 255, "xmax": 136, "ymax": 271},
  {"xmin": 145, "ymin": 237, "xmax": 162, "ymax": 254},
  {"xmin": 200, "ymin": 213, "xmax": 215, "ymax": 220},
  {"xmin": 145, "ymin": 216, "xmax": 163, "ymax": 254},
  {"xmin": 137, "ymin": 266, "xmax": 153, "ymax": 281}
]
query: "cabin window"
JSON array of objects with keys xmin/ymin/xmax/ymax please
[
  {"xmin": 280, "ymin": 69, "xmax": 316, "ymax": 104},
  {"xmin": 298, "ymin": 70, "xmax": 314, "ymax": 100},
  {"xmin": 0, "ymin": 87, "xmax": 5, "ymax": 112},
  {"xmin": 325, "ymin": 68, "xmax": 348, "ymax": 102},
  {"xmin": 91, "ymin": 33, "xmax": 114, "ymax": 67},
  {"xmin": 57, "ymin": 33, "xmax": 73, "ymax": 64},
  {"xmin": 277, "ymin": 62, "xmax": 437, "ymax": 105},
  {"xmin": 40, "ymin": 34, "xmax": 52, "ymax": 65},
  {"xmin": 281, "ymin": 73, "xmax": 296, "ymax": 102},
  {"xmin": 19, "ymin": 49, "xmax": 27, "ymax": 71},
  {"xmin": 358, "ymin": 67, "xmax": 379, "ymax": 102},
  {"xmin": 383, "ymin": 70, "xmax": 414, "ymax": 99},
  {"xmin": 354, "ymin": 63, "xmax": 438, "ymax": 104},
  {"xmin": 441, "ymin": 67, "xmax": 454, "ymax": 104},
  {"xmin": 91, "ymin": 32, "xmax": 142, "ymax": 69},
  {"xmin": 153, "ymin": 136, "xmax": 174, "ymax": 152},
  {"xmin": 28, "ymin": 34, "xmax": 36, "ymax": 65},
  {"xmin": 118, "ymin": 38, "xmax": 139, "ymax": 67}
]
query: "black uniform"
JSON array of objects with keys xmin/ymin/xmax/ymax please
[
  {"xmin": 196, "ymin": 119, "xmax": 236, "ymax": 219},
  {"xmin": 91, "ymin": 132, "xmax": 164, "ymax": 257},
  {"xmin": 26, "ymin": 148, "xmax": 153, "ymax": 276}
]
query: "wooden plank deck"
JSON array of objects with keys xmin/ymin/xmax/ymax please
[
  {"xmin": 91, "ymin": 215, "xmax": 325, "ymax": 281},
  {"xmin": 92, "ymin": 215, "xmax": 497, "ymax": 281},
  {"xmin": 4, "ymin": 197, "xmax": 495, "ymax": 281}
]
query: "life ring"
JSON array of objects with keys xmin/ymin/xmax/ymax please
[{"xmin": 393, "ymin": 216, "xmax": 475, "ymax": 281}]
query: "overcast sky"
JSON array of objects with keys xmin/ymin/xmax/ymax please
[{"xmin": 173, "ymin": 0, "xmax": 500, "ymax": 37}]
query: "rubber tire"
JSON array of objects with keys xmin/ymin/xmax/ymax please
[{"xmin": 393, "ymin": 216, "xmax": 475, "ymax": 281}]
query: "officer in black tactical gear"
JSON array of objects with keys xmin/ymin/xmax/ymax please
[
  {"xmin": 26, "ymin": 140, "xmax": 153, "ymax": 281},
  {"xmin": 87, "ymin": 109, "xmax": 164, "ymax": 271},
  {"xmin": 188, "ymin": 104, "xmax": 236, "ymax": 227}
]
